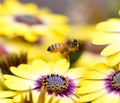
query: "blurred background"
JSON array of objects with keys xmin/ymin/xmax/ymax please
[
  {"xmin": 10, "ymin": 0, "xmax": 120, "ymax": 24},
  {"xmin": 0, "ymin": 0, "xmax": 120, "ymax": 24},
  {"xmin": 0, "ymin": 0, "xmax": 119, "ymax": 64}
]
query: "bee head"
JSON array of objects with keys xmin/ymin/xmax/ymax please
[{"xmin": 72, "ymin": 39, "xmax": 80, "ymax": 48}]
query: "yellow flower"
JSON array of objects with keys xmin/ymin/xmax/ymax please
[
  {"xmin": 0, "ymin": 0, "xmax": 70, "ymax": 42},
  {"xmin": 68, "ymin": 24, "xmax": 95, "ymax": 42},
  {"xmin": 73, "ymin": 51, "xmax": 105, "ymax": 69},
  {"xmin": 3, "ymin": 59, "xmax": 86, "ymax": 103},
  {"xmin": 92, "ymin": 18, "xmax": 120, "ymax": 66},
  {"xmin": 77, "ymin": 63, "xmax": 120, "ymax": 103},
  {"xmin": 0, "ymin": 0, "xmax": 39, "ymax": 16}
]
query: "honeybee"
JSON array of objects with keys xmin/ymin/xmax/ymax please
[{"xmin": 47, "ymin": 39, "xmax": 80, "ymax": 61}]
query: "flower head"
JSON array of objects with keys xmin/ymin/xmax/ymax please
[
  {"xmin": 0, "ymin": 0, "xmax": 70, "ymax": 42},
  {"xmin": 3, "ymin": 59, "xmax": 86, "ymax": 103},
  {"xmin": 92, "ymin": 18, "xmax": 120, "ymax": 66},
  {"xmin": 77, "ymin": 63, "xmax": 120, "ymax": 103}
]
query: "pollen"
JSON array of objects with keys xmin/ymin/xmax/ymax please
[
  {"xmin": 42, "ymin": 74, "xmax": 68, "ymax": 94},
  {"xmin": 110, "ymin": 71, "xmax": 120, "ymax": 90}
]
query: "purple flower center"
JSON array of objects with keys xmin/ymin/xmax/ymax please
[
  {"xmin": 14, "ymin": 15, "xmax": 44, "ymax": 25},
  {"xmin": 105, "ymin": 71, "xmax": 120, "ymax": 94},
  {"xmin": 35, "ymin": 74, "xmax": 76, "ymax": 97}
]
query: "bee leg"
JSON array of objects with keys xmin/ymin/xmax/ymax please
[{"xmin": 61, "ymin": 50, "xmax": 70, "ymax": 62}]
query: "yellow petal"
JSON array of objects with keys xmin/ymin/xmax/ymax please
[
  {"xmin": 99, "ymin": 92, "xmax": 119, "ymax": 103},
  {"xmin": 92, "ymin": 31, "xmax": 120, "ymax": 44},
  {"xmin": 54, "ymin": 59, "xmax": 69, "ymax": 75},
  {"xmin": 77, "ymin": 82, "xmax": 104, "ymax": 94},
  {"xmin": 32, "ymin": 59, "xmax": 49, "ymax": 75},
  {"xmin": 101, "ymin": 41, "xmax": 120, "ymax": 56},
  {"xmin": 92, "ymin": 93, "xmax": 109, "ymax": 103},
  {"xmin": 32, "ymin": 25, "xmax": 54, "ymax": 36},
  {"xmin": 79, "ymin": 80, "xmax": 102, "ymax": 86},
  {"xmin": 10, "ymin": 65, "xmax": 40, "ymax": 80},
  {"xmin": 0, "ymin": 99, "xmax": 13, "ymax": 103},
  {"xmin": 58, "ymin": 97, "xmax": 74, "ymax": 103},
  {"xmin": 24, "ymin": 33, "xmax": 38, "ymax": 42},
  {"xmin": 84, "ymin": 71, "xmax": 107, "ymax": 79},
  {"xmin": 64, "ymin": 67, "xmax": 86, "ymax": 79},
  {"xmin": 0, "ymin": 91, "xmax": 16, "ymax": 98},
  {"xmin": 45, "ymin": 14, "xmax": 68, "ymax": 23},
  {"xmin": 49, "ymin": 24, "xmax": 70, "ymax": 35},
  {"xmin": 79, "ymin": 89, "xmax": 106, "ymax": 102},
  {"xmin": 93, "ymin": 63, "xmax": 113, "ymax": 74},
  {"xmin": 45, "ymin": 95, "xmax": 60, "ymax": 103},
  {"xmin": 108, "ymin": 18, "xmax": 120, "ymax": 22},
  {"xmin": 4, "ymin": 75, "xmax": 35, "ymax": 90},
  {"xmin": 106, "ymin": 52, "xmax": 120, "ymax": 66},
  {"xmin": 96, "ymin": 19, "xmax": 120, "ymax": 32}
]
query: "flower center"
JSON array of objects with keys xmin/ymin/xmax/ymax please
[
  {"xmin": 42, "ymin": 74, "xmax": 68, "ymax": 94},
  {"xmin": 110, "ymin": 71, "xmax": 120, "ymax": 90},
  {"xmin": 35, "ymin": 74, "xmax": 76, "ymax": 97},
  {"xmin": 0, "ymin": 53, "xmax": 27, "ymax": 74},
  {"xmin": 14, "ymin": 15, "xmax": 43, "ymax": 25}
]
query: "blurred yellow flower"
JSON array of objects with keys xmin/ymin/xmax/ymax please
[
  {"xmin": 92, "ymin": 18, "xmax": 120, "ymax": 66},
  {"xmin": 77, "ymin": 62, "xmax": 120, "ymax": 103},
  {"xmin": 68, "ymin": 24, "xmax": 95, "ymax": 42},
  {"xmin": 0, "ymin": 0, "xmax": 40, "ymax": 16},
  {"xmin": 73, "ymin": 51, "xmax": 105, "ymax": 69},
  {"xmin": 0, "ymin": 36, "xmax": 65, "ymax": 63},
  {"xmin": 3, "ymin": 59, "xmax": 86, "ymax": 103},
  {"xmin": 0, "ymin": 0, "xmax": 70, "ymax": 42}
]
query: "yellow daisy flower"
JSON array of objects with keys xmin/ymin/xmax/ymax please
[
  {"xmin": 3, "ymin": 59, "xmax": 86, "ymax": 103},
  {"xmin": 92, "ymin": 18, "xmax": 120, "ymax": 66},
  {"xmin": 0, "ymin": 0, "xmax": 70, "ymax": 42},
  {"xmin": 77, "ymin": 63, "xmax": 120, "ymax": 103}
]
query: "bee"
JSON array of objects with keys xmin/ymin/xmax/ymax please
[{"xmin": 47, "ymin": 39, "xmax": 80, "ymax": 61}]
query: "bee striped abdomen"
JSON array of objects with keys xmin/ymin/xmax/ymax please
[{"xmin": 47, "ymin": 43, "xmax": 64, "ymax": 52}]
